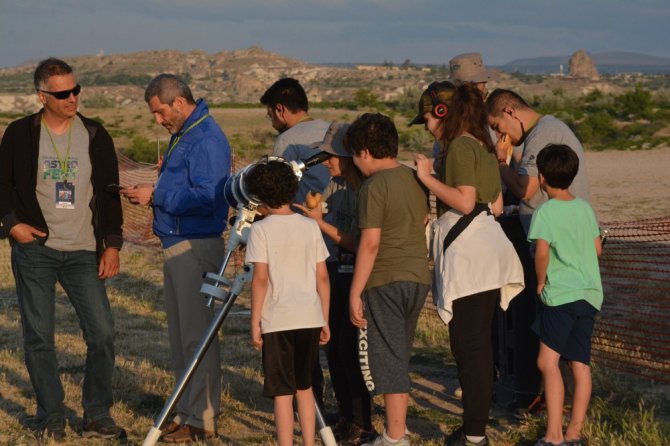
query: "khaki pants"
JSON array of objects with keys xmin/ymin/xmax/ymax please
[{"xmin": 163, "ymin": 238, "xmax": 225, "ymax": 431}]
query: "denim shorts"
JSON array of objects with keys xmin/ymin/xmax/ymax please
[{"xmin": 532, "ymin": 299, "xmax": 598, "ymax": 365}]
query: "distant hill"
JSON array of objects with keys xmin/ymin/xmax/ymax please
[
  {"xmin": 0, "ymin": 46, "xmax": 438, "ymax": 112},
  {"xmin": 0, "ymin": 47, "xmax": 667, "ymax": 115},
  {"xmin": 501, "ymin": 51, "xmax": 670, "ymax": 74}
]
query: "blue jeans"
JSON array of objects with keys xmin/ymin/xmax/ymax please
[{"xmin": 11, "ymin": 241, "xmax": 116, "ymax": 424}]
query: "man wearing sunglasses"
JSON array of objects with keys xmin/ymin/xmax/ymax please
[{"xmin": 0, "ymin": 58, "xmax": 125, "ymax": 441}]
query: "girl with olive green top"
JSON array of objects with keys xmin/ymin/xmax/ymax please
[{"xmin": 415, "ymin": 83, "xmax": 524, "ymax": 446}]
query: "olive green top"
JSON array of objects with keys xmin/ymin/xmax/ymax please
[
  {"xmin": 358, "ymin": 165, "xmax": 431, "ymax": 290},
  {"xmin": 444, "ymin": 135, "xmax": 501, "ymax": 206}
]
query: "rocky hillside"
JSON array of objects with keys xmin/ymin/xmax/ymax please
[
  {"xmin": 0, "ymin": 46, "xmax": 653, "ymax": 114},
  {"xmin": 0, "ymin": 46, "xmax": 436, "ymax": 113}
]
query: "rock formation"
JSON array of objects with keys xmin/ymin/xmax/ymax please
[{"xmin": 569, "ymin": 49, "xmax": 600, "ymax": 80}]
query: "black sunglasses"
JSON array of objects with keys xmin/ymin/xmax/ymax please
[{"xmin": 38, "ymin": 84, "xmax": 81, "ymax": 100}]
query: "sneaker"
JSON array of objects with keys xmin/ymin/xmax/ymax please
[
  {"xmin": 444, "ymin": 427, "xmax": 488, "ymax": 446},
  {"xmin": 339, "ymin": 422, "xmax": 378, "ymax": 446},
  {"xmin": 453, "ymin": 387, "xmax": 463, "ymax": 399},
  {"xmin": 361, "ymin": 430, "xmax": 410, "ymax": 446},
  {"xmin": 40, "ymin": 418, "xmax": 66, "ymax": 442},
  {"xmin": 82, "ymin": 416, "xmax": 127, "ymax": 439},
  {"xmin": 332, "ymin": 417, "xmax": 351, "ymax": 440}
]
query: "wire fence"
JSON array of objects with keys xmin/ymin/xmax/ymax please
[
  {"xmin": 118, "ymin": 152, "xmax": 670, "ymax": 383},
  {"xmin": 592, "ymin": 216, "xmax": 670, "ymax": 383}
]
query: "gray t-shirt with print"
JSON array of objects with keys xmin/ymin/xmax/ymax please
[
  {"xmin": 518, "ymin": 115, "xmax": 591, "ymax": 232},
  {"xmin": 36, "ymin": 115, "xmax": 96, "ymax": 251}
]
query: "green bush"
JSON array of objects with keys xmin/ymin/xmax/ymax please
[
  {"xmin": 122, "ymin": 135, "xmax": 161, "ymax": 163},
  {"xmin": 82, "ymin": 93, "xmax": 116, "ymax": 109},
  {"xmin": 353, "ymin": 89, "xmax": 379, "ymax": 108},
  {"xmin": 398, "ymin": 128, "xmax": 433, "ymax": 153},
  {"xmin": 577, "ymin": 111, "xmax": 617, "ymax": 144},
  {"xmin": 616, "ymin": 85, "xmax": 653, "ymax": 119}
]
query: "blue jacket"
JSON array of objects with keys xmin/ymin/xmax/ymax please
[{"xmin": 152, "ymin": 99, "xmax": 231, "ymax": 247}]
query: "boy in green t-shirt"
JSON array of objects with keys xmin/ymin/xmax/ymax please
[
  {"xmin": 527, "ymin": 144, "xmax": 603, "ymax": 446},
  {"xmin": 344, "ymin": 113, "xmax": 431, "ymax": 446}
]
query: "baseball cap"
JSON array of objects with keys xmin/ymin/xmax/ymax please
[
  {"xmin": 408, "ymin": 81, "xmax": 456, "ymax": 126},
  {"xmin": 316, "ymin": 121, "xmax": 351, "ymax": 157},
  {"xmin": 447, "ymin": 52, "xmax": 496, "ymax": 85}
]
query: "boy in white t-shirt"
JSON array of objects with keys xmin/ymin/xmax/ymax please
[{"xmin": 244, "ymin": 159, "xmax": 331, "ymax": 446}]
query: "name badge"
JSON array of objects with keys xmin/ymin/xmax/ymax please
[{"xmin": 55, "ymin": 181, "xmax": 75, "ymax": 209}]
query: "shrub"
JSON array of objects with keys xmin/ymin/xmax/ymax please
[
  {"xmin": 122, "ymin": 135, "xmax": 160, "ymax": 164},
  {"xmin": 577, "ymin": 111, "xmax": 617, "ymax": 144}
]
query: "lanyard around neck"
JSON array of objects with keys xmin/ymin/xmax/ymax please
[
  {"xmin": 42, "ymin": 116, "xmax": 73, "ymax": 182},
  {"xmin": 164, "ymin": 113, "xmax": 209, "ymax": 164}
]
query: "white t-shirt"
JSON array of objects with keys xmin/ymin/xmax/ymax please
[{"xmin": 245, "ymin": 213, "xmax": 329, "ymax": 334}]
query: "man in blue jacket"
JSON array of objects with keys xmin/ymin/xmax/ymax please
[{"xmin": 123, "ymin": 74, "xmax": 231, "ymax": 443}]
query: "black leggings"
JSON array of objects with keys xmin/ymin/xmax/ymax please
[
  {"xmin": 325, "ymin": 262, "xmax": 372, "ymax": 429},
  {"xmin": 449, "ymin": 288, "xmax": 499, "ymax": 437}
]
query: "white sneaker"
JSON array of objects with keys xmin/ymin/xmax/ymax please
[{"xmin": 361, "ymin": 430, "xmax": 410, "ymax": 446}]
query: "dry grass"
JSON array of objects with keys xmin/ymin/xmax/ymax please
[
  {"xmin": 1, "ymin": 240, "xmax": 668, "ymax": 445},
  {"xmin": 1, "ymin": 105, "xmax": 669, "ymax": 443}
]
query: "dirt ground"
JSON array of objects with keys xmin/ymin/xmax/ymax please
[{"xmin": 585, "ymin": 146, "xmax": 670, "ymax": 222}]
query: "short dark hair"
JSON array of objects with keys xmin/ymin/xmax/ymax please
[
  {"xmin": 260, "ymin": 78, "xmax": 308, "ymax": 112},
  {"xmin": 343, "ymin": 113, "xmax": 398, "ymax": 159},
  {"xmin": 144, "ymin": 74, "xmax": 195, "ymax": 105},
  {"xmin": 34, "ymin": 58, "xmax": 73, "ymax": 90},
  {"xmin": 245, "ymin": 160, "xmax": 298, "ymax": 208},
  {"xmin": 536, "ymin": 144, "xmax": 579, "ymax": 189},
  {"xmin": 486, "ymin": 88, "xmax": 530, "ymax": 117}
]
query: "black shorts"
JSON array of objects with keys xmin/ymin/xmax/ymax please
[
  {"xmin": 262, "ymin": 327, "xmax": 321, "ymax": 397},
  {"xmin": 532, "ymin": 300, "xmax": 598, "ymax": 365}
]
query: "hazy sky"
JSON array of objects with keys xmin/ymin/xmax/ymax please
[{"xmin": 2, "ymin": 0, "xmax": 669, "ymax": 68}]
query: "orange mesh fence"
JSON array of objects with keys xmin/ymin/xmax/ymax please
[
  {"xmin": 118, "ymin": 153, "xmax": 159, "ymax": 246},
  {"xmin": 593, "ymin": 216, "xmax": 670, "ymax": 383},
  {"xmin": 118, "ymin": 152, "xmax": 670, "ymax": 383}
]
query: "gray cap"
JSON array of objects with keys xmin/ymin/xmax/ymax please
[
  {"xmin": 447, "ymin": 52, "xmax": 496, "ymax": 85},
  {"xmin": 317, "ymin": 121, "xmax": 351, "ymax": 157}
]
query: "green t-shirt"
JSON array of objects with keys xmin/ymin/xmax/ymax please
[
  {"xmin": 528, "ymin": 198, "xmax": 603, "ymax": 310},
  {"xmin": 358, "ymin": 165, "xmax": 431, "ymax": 290},
  {"xmin": 444, "ymin": 135, "xmax": 502, "ymax": 205}
]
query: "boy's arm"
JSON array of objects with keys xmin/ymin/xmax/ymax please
[
  {"xmin": 316, "ymin": 260, "xmax": 331, "ymax": 345},
  {"xmin": 534, "ymin": 238, "xmax": 550, "ymax": 296},
  {"xmin": 250, "ymin": 262, "xmax": 269, "ymax": 350},
  {"xmin": 349, "ymin": 227, "xmax": 381, "ymax": 328}
]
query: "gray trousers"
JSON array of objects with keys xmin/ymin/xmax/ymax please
[{"xmin": 163, "ymin": 238, "xmax": 224, "ymax": 431}]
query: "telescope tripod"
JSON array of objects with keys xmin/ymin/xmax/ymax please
[{"xmin": 142, "ymin": 205, "xmax": 336, "ymax": 446}]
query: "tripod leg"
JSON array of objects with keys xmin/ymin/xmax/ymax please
[
  {"xmin": 142, "ymin": 292, "xmax": 240, "ymax": 446},
  {"xmin": 315, "ymin": 401, "xmax": 337, "ymax": 446}
]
